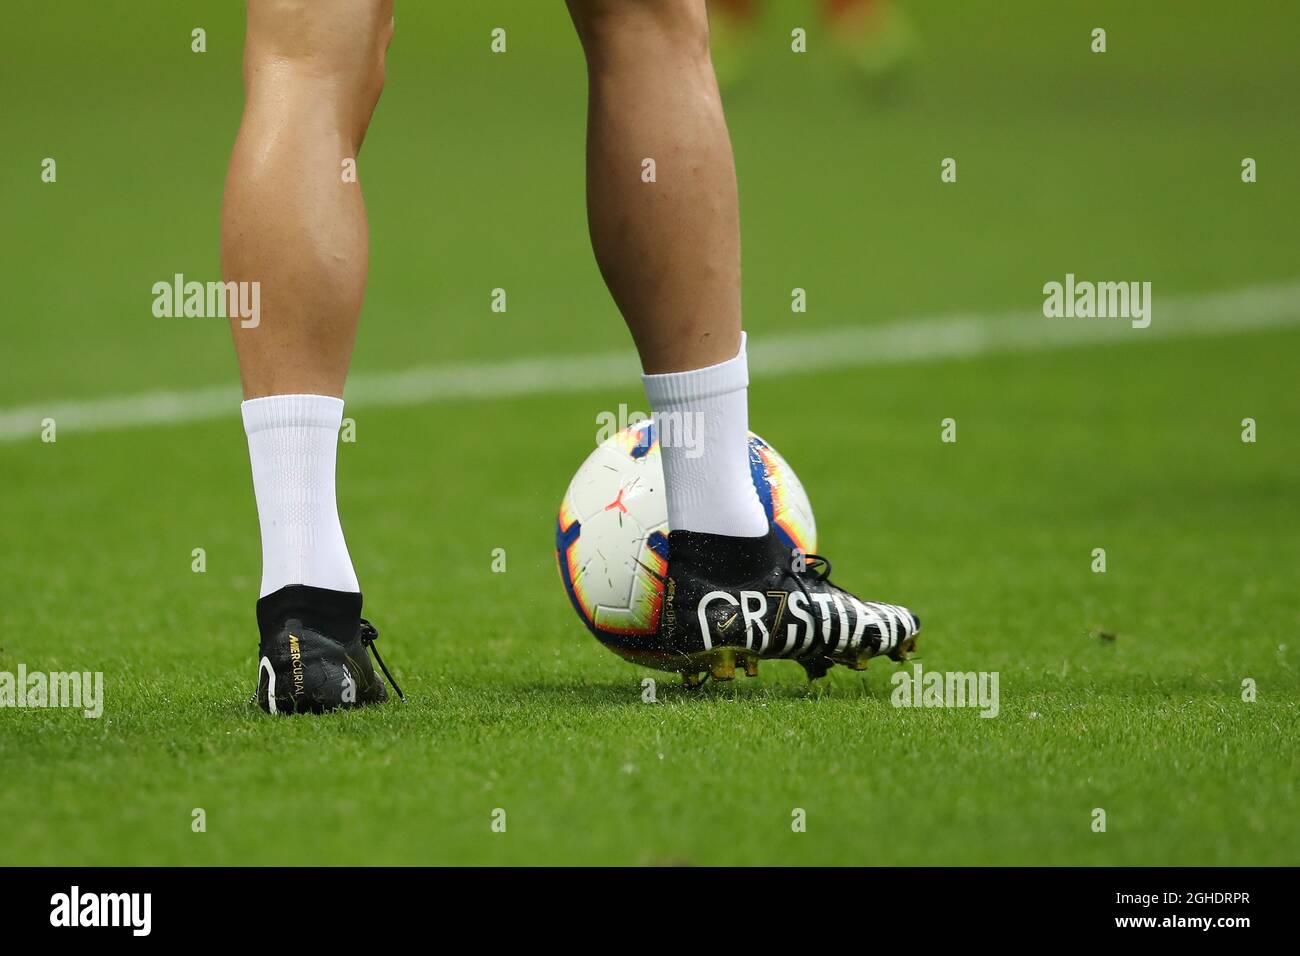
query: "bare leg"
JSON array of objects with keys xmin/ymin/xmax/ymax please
[
  {"xmin": 221, "ymin": 0, "xmax": 393, "ymax": 398},
  {"xmin": 566, "ymin": 0, "xmax": 741, "ymax": 375},
  {"xmin": 567, "ymin": 0, "xmax": 766, "ymax": 538},
  {"xmin": 222, "ymin": 0, "xmax": 393, "ymax": 606}
]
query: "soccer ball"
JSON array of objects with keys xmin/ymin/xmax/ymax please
[{"xmin": 556, "ymin": 420, "xmax": 816, "ymax": 664}]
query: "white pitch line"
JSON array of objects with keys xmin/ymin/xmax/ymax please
[{"xmin": 3, "ymin": 279, "xmax": 1299, "ymax": 443}]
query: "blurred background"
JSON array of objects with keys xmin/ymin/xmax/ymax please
[{"xmin": 4, "ymin": 0, "xmax": 1298, "ymax": 402}]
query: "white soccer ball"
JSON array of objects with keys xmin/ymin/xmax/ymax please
[{"xmin": 556, "ymin": 420, "xmax": 816, "ymax": 662}]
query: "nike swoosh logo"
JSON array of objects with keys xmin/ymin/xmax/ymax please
[{"xmin": 259, "ymin": 656, "xmax": 277, "ymax": 715}]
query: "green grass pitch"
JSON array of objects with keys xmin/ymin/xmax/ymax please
[{"xmin": 1, "ymin": 1, "xmax": 1297, "ymax": 865}]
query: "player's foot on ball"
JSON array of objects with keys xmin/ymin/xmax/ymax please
[
  {"xmin": 253, "ymin": 585, "xmax": 403, "ymax": 715},
  {"xmin": 656, "ymin": 528, "xmax": 920, "ymax": 686}
]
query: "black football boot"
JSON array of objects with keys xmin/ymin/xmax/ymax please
[
  {"xmin": 253, "ymin": 585, "xmax": 403, "ymax": 714},
  {"xmin": 647, "ymin": 529, "xmax": 920, "ymax": 686}
]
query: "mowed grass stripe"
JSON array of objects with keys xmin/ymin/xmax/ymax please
[{"xmin": 4, "ymin": 278, "xmax": 1299, "ymax": 442}]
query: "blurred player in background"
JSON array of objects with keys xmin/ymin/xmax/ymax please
[{"xmin": 709, "ymin": 0, "xmax": 916, "ymax": 87}]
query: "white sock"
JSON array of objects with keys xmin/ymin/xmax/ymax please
[
  {"xmin": 241, "ymin": 393, "xmax": 360, "ymax": 597},
  {"xmin": 642, "ymin": 332, "xmax": 768, "ymax": 538}
]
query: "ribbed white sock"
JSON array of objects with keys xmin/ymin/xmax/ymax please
[
  {"xmin": 642, "ymin": 333, "xmax": 768, "ymax": 538},
  {"xmin": 241, "ymin": 394, "xmax": 360, "ymax": 598}
]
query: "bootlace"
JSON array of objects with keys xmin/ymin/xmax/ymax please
[
  {"xmin": 782, "ymin": 551, "xmax": 833, "ymax": 609},
  {"xmin": 360, "ymin": 620, "xmax": 406, "ymax": 702},
  {"xmin": 778, "ymin": 552, "xmax": 878, "ymax": 657}
]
